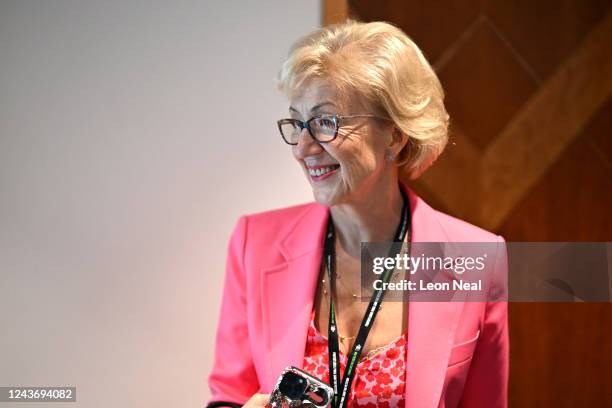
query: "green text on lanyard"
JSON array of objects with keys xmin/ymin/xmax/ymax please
[{"xmin": 324, "ymin": 188, "xmax": 410, "ymax": 408}]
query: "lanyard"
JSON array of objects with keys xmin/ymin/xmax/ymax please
[{"xmin": 324, "ymin": 188, "xmax": 410, "ymax": 408}]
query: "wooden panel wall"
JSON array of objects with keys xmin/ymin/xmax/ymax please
[{"xmin": 324, "ymin": 1, "xmax": 612, "ymax": 406}]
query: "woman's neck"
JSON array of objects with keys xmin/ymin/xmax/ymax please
[{"xmin": 330, "ymin": 181, "xmax": 405, "ymax": 258}]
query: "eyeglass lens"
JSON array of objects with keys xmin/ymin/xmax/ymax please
[{"xmin": 280, "ymin": 117, "xmax": 337, "ymax": 144}]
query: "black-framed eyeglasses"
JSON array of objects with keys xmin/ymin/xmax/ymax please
[{"xmin": 277, "ymin": 114, "xmax": 388, "ymax": 145}]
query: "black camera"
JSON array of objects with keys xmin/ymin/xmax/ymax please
[{"xmin": 267, "ymin": 366, "xmax": 333, "ymax": 407}]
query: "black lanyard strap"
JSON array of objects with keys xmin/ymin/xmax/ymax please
[{"xmin": 324, "ymin": 187, "xmax": 410, "ymax": 408}]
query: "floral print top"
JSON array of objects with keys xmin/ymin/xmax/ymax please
[{"xmin": 302, "ymin": 310, "xmax": 407, "ymax": 407}]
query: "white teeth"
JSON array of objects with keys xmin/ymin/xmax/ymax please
[{"xmin": 308, "ymin": 166, "xmax": 337, "ymax": 177}]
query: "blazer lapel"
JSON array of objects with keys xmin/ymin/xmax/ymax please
[
  {"xmin": 404, "ymin": 187, "xmax": 464, "ymax": 408},
  {"xmin": 260, "ymin": 203, "xmax": 329, "ymax": 391}
]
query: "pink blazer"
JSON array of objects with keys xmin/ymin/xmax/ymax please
[{"xmin": 207, "ymin": 186, "xmax": 508, "ymax": 408}]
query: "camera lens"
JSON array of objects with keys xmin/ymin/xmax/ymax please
[{"xmin": 278, "ymin": 371, "xmax": 308, "ymax": 400}]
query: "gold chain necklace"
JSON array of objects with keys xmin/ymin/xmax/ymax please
[{"xmin": 320, "ymin": 229, "xmax": 411, "ymax": 344}]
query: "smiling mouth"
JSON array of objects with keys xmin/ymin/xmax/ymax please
[{"xmin": 307, "ymin": 164, "xmax": 340, "ymax": 177}]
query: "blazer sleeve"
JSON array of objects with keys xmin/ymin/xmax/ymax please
[
  {"xmin": 207, "ymin": 216, "xmax": 259, "ymax": 406},
  {"xmin": 459, "ymin": 235, "xmax": 509, "ymax": 408}
]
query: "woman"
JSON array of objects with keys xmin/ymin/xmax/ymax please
[{"xmin": 207, "ymin": 20, "xmax": 508, "ymax": 408}]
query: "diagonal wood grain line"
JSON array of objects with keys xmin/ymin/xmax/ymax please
[
  {"xmin": 480, "ymin": 8, "xmax": 612, "ymax": 231},
  {"xmin": 434, "ymin": 14, "xmax": 487, "ymax": 72},
  {"xmin": 412, "ymin": 126, "xmax": 481, "ymax": 222}
]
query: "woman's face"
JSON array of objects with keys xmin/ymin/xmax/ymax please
[{"xmin": 289, "ymin": 78, "xmax": 396, "ymax": 206}]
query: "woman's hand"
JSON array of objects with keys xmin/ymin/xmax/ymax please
[{"xmin": 242, "ymin": 393, "xmax": 271, "ymax": 407}]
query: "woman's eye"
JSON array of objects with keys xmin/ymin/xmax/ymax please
[{"xmin": 319, "ymin": 118, "xmax": 335, "ymax": 129}]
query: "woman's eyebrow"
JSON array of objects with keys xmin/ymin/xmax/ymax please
[{"xmin": 289, "ymin": 102, "xmax": 337, "ymax": 114}]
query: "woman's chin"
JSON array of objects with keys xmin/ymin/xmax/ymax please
[
  {"xmin": 311, "ymin": 188, "xmax": 336, "ymax": 207},
  {"xmin": 311, "ymin": 186, "xmax": 345, "ymax": 207}
]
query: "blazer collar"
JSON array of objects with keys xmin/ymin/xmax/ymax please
[
  {"xmin": 275, "ymin": 183, "xmax": 452, "ymax": 260},
  {"xmin": 261, "ymin": 184, "xmax": 462, "ymax": 408}
]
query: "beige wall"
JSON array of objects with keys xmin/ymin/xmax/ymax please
[{"xmin": 0, "ymin": 1, "xmax": 319, "ymax": 406}]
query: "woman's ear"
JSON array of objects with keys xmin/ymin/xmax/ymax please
[{"xmin": 390, "ymin": 126, "xmax": 409, "ymax": 155}]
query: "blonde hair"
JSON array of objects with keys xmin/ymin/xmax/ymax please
[{"xmin": 277, "ymin": 20, "xmax": 449, "ymax": 179}]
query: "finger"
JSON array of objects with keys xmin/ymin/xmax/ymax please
[
  {"xmin": 254, "ymin": 393, "xmax": 270, "ymax": 404},
  {"xmin": 245, "ymin": 393, "xmax": 271, "ymax": 407}
]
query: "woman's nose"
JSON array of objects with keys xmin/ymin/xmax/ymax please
[{"xmin": 293, "ymin": 127, "xmax": 323, "ymax": 158}]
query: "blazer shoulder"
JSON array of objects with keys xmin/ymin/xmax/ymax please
[
  {"xmin": 433, "ymin": 209, "xmax": 502, "ymax": 243},
  {"xmin": 239, "ymin": 201, "xmax": 322, "ymax": 239},
  {"xmin": 244, "ymin": 201, "xmax": 317, "ymax": 223},
  {"xmin": 230, "ymin": 202, "xmax": 325, "ymax": 268}
]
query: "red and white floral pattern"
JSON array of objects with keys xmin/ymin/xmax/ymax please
[{"xmin": 302, "ymin": 311, "xmax": 407, "ymax": 407}]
